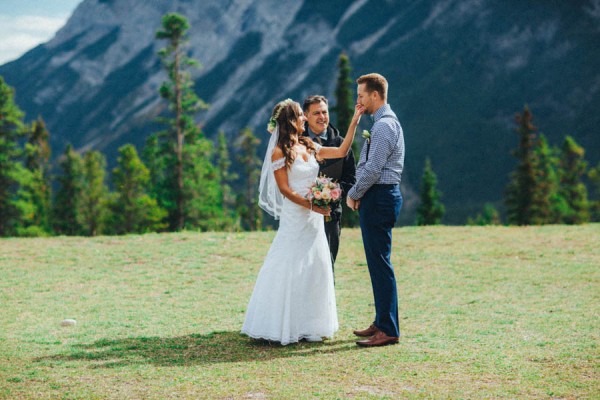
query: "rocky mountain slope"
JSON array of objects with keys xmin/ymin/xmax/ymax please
[{"xmin": 2, "ymin": 0, "xmax": 599, "ymax": 223}]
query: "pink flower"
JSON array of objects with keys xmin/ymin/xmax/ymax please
[
  {"xmin": 305, "ymin": 174, "xmax": 341, "ymax": 215},
  {"xmin": 330, "ymin": 188, "xmax": 341, "ymax": 201}
]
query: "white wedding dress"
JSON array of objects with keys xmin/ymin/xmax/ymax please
[{"xmin": 241, "ymin": 153, "xmax": 338, "ymax": 345}]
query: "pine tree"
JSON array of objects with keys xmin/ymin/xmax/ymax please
[
  {"xmin": 530, "ymin": 134, "xmax": 562, "ymax": 224},
  {"xmin": 21, "ymin": 117, "xmax": 52, "ymax": 234},
  {"xmin": 181, "ymin": 131, "xmax": 227, "ymax": 230},
  {"xmin": 155, "ymin": 12, "xmax": 216, "ymax": 231},
  {"xmin": 79, "ymin": 150, "xmax": 109, "ymax": 236},
  {"xmin": 416, "ymin": 158, "xmax": 445, "ymax": 225},
  {"xmin": 216, "ymin": 131, "xmax": 239, "ymax": 230},
  {"xmin": 334, "ymin": 52, "xmax": 354, "ymax": 135},
  {"xmin": 0, "ymin": 77, "xmax": 28, "ymax": 236},
  {"xmin": 333, "ymin": 52, "xmax": 359, "ymax": 228},
  {"xmin": 109, "ymin": 144, "xmax": 167, "ymax": 234},
  {"xmin": 466, "ymin": 203, "xmax": 501, "ymax": 226},
  {"xmin": 588, "ymin": 162, "xmax": 600, "ymax": 222},
  {"xmin": 557, "ymin": 136, "xmax": 589, "ymax": 224},
  {"xmin": 143, "ymin": 134, "xmax": 168, "ymax": 208},
  {"xmin": 236, "ymin": 127, "xmax": 262, "ymax": 231},
  {"xmin": 53, "ymin": 144, "xmax": 84, "ymax": 235},
  {"xmin": 505, "ymin": 106, "xmax": 539, "ymax": 225}
]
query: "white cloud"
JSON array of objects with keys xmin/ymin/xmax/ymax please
[{"xmin": 0, "ymin": 15, "xmax": 67, "ymax": 64}]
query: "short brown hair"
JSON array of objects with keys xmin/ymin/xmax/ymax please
[
  {"xmin": 302, "ymin": 95, "xmax": 328, "ymax": 112},
  {"xmin": 356, "ymin": 73, "xmax": 388, "ymax": 102}
]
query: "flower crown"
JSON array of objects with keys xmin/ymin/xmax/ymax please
[{"xmin": 267, "ymin": 98, "xmax": 294, "ymax": 133}]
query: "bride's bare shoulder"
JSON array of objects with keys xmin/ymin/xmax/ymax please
[{"xmin": 271, "ymin": 146, "xmax": 284, "ymax": 161}]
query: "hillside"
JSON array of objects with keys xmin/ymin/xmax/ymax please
[{"xmin": 1, "ymin": 0, "xmax": 599, "ymax": 223}]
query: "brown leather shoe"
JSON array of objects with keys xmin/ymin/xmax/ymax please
[
  {"xmin": 356, "ymin": 330, "xmax": 399, "ymax": 347},
  {"xmin": 353, "ymin": 324, "xmax": 379, "ymax": 337}
]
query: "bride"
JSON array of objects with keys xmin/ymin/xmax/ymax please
[{"xmin": 241, "ymin": 98, "xmax": 363, "ymax": 345}]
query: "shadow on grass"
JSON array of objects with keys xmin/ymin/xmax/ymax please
[{"xmin": 36, "ymin": 331, "xmax": 358, "ymax": 368}]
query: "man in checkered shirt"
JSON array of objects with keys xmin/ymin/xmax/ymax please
[{"xmin": 347, "ymin": 73, "xmax": 405, "ymax": 347}]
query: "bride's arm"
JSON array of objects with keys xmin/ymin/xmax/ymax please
[
  {"xmin": 272, "ymin": 147, "xmax": 330, "ymax": 216},
  {"xmin": 318, "ymin": 104, "xmax": 364, "ymax": 159}
]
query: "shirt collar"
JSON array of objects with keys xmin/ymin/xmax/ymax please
[
  {"xmin": 373, "ymin": 104, "xmax": 391, "ymax": 122},
  {"xmin": 308, "ymin": 126, "xmax": 327, "ymax": 141}
]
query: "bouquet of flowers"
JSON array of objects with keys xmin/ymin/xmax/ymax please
[{"xmin": 306, "ymin": 174, "xmax": 342, "ymax": 221}]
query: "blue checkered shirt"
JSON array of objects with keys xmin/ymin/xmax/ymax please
[{"xmin": 348, "ymin": 104, "xmax": 405, "ymax": 200}]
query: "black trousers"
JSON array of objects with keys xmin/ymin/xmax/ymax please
[{"xmin": 324, "ymin": 215, "xmax": 341, "ymax": 273}]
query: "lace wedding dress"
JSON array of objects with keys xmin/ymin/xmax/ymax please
[{"xmin": 241, "ymin": 153, "xmax": 338, "ymax": 345}]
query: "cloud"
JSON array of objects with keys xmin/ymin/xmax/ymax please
[{"xmin": 0, "ymin": 15, "xmax": 67, "ymax": 64}]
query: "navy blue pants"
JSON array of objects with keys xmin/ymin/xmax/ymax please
[{"xmin": 359, "ymin": 184, "xmax": 402, "ymax": 337}]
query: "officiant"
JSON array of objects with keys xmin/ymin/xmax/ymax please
[{"xmin": 302, "ymin": 95, "xmax": 356, "ymax": 272}]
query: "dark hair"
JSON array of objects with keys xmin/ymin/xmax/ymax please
[
  {"xmin": 356, "ymin": 73, "xmax": 388, "ymax": 102},
  {"xmin": 302, "ymin": 95, "xmax": 328, "ymax": 112},
  {"xmin": 271, "ymin": 99, "xmax": 316, "ymax": 170}
]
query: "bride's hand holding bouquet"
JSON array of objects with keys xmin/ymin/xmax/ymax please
[{"xmin": 307, "ymin": 175, "xmax": 342, "ymax": 221}]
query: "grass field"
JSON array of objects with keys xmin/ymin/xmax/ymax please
[{"xmin": 0, "ymin": 225, "xmax": 598, "ymax": 399}]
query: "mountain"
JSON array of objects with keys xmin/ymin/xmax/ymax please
[{"xmin": 1, "ymin": 0, "xmax": 599, "ymax": 224}]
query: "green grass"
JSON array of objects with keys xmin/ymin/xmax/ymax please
[{"xmin": 0, "ymin": 225, "xmax": 598, "ymax": 399}]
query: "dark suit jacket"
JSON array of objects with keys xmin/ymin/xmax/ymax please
[{"xmin": 303, "ymin": 122, "xmax": 356, "ymax": 218}]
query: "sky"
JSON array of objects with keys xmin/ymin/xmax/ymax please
[{"xmin": 0, "ymin": 0, "xmax": 82, "ymax": 64}]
